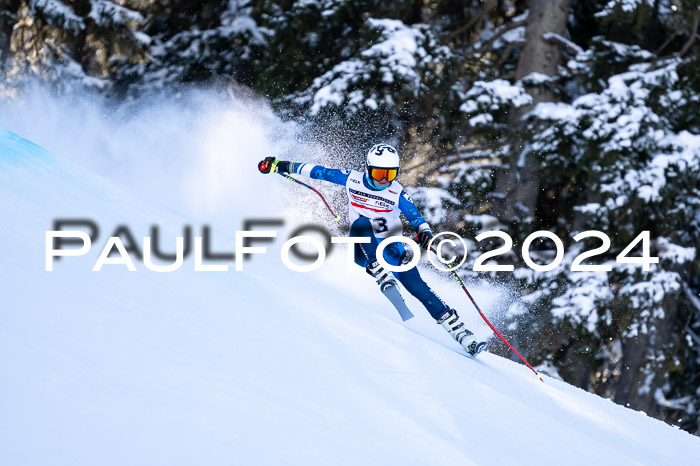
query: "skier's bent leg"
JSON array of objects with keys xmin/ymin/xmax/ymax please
[
  {"xmin": 393, "ymin": 251, "xmax": 486, "ymax": 357},
  {"xmin": 349, "ymin": 217, "xmax": 378, "ymax": 268},
  {"xmin": 395, "ymin": 266, "xmax": 450, "ymax": 320}
]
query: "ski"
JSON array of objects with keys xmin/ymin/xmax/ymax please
[{"xmin": 380, "ymin": 280, "xmax": 414, "ymax": 321}]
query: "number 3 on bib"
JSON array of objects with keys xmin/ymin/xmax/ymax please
[{"xmin": 373, "ymin": 217, "xmax": 388, "ymax": 234}]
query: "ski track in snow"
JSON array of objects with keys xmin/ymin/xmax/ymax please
[{"xmin": 1, "ymin": 119, "xmax": 700, "ymax": 466}]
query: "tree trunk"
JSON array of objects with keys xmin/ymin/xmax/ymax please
[{"xmin": 490, "ymin": 0, "xmax": 571, "ymax": 222}]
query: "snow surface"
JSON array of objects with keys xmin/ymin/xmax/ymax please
[{"xmin": 2, "ymin": 112, "xmax": 700, "ymax": 464}]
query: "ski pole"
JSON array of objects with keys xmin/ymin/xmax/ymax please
[
  {"xmin": 277, "ymin": 172, "xmax": 341, "ymax": 222},
  {"xmin": 425, "ymin": 241, "xmax": 543, "ymax": 382}
]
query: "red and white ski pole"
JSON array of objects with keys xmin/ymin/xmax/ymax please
[{"xmin": 426, "ymin": 242, "xmax": 543, "ymax": 383}]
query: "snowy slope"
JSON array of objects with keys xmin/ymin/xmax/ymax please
[{"xmin": 2, "ymin": 126, "xmax": 700, "ymax": 466}]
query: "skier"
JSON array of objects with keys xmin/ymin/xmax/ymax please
[{"xmin": 258, "ymin": 144, "xmax": 486, "ymax": 357}]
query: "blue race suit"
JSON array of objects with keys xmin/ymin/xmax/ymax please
[{"xmin": 286, "ymin": 162, "xmax": 450, "ymax": 320}]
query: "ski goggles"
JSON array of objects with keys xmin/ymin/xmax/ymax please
[{"xmin": 368, "ymin": 166, "xmax": 399, "ymax": 182}]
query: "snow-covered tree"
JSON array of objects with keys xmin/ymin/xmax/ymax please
[
  {"xmin": 454, "ymin": 3, "xmax": 700, "ymax": 432},
  {"xmin": 517, "ymin": 47, "xmax": 700, "ymax": 429},
  {"xmin": 288, "ymin": 16, "xmax": 453, "ymax": 143},
  {"xmin": 128, "ymin": 0, "xmax": 269, "ymax": 93},
  {"xmin": 2, "ymin": 0, "xmax": 147, "ymax": 92}
]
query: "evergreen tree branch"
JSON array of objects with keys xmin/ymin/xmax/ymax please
[
  {"xmin": 682, "ymin": 282, "xmax": 700, "ymax": 317},
  {"xmin": 542, "ymin": 32, "xmax": 584, "ymax": 55},
  {"xmin": 495, "ymin": 40, "xmax": 526, "ymax": 70},
  {"xmin": 445, "ymin": 8, "xmax": 486, "ymax": 41},
  {"xmin": 655, "ymin": 31, "xmax": 679, "ymax": 55},
  {"xmin": 679, "ymin": 13, "xmax": 699, "ymax": 57},
  {"xmin": 475, "ymin": 19, "xmax": 527, "ymax": 55}
]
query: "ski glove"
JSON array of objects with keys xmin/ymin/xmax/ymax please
[
  {"xmin": 258, "ymin": 157, "xmax": 291, "ymax": 174},
  {"xmin": 417, "ymin": 230, "xmax": 434, "ymax": 249}
]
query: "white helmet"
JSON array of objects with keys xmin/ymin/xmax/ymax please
[{"xmin": 365, "ymin": 143, "xmax": 400, "ymax": 189}]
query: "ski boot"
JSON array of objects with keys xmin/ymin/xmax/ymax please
[
  {"xmin": 366, "ymin": 260, "xmax": 397, "ymax": 292},
  {"xmin": 437, "ymin": 308, "xmax": 487, "ymax": 358}
]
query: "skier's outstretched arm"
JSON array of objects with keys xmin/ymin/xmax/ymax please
[
  {"xmin": 398, "ymin": 191, "xmax": 434, "ymax": 249},
  {"xmin": 258, "ymin": 157, "xmax": 349, "ymax": 187}
]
